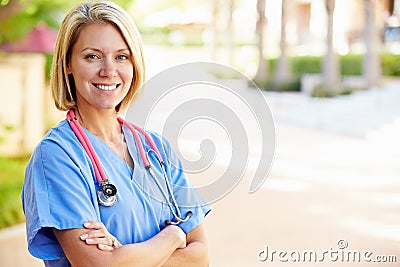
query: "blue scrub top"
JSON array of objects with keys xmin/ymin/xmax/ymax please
[{"xmin": 22, "ymin": 120, "xmax": 211, "ymax": 266}]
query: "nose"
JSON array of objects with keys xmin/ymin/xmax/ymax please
[{"xmin": 100, "ymin": 58, "xmax": 117, "ymax": 77}]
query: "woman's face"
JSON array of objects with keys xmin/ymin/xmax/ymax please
[{"xmin": 67, "ymin": 22, "xmax": 133, "ymax": 111}]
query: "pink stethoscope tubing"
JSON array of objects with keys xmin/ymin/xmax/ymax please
[
  {"xmin": 117, "ymin": 117, "xmax": 163, "ymax": 167},
  {"xmin": 66, "ymin": 109, "xmax": 192, "ymax": 225},
  {"xmin": 66, "ymin": 110, "xmax": 107, "ymax": 183},
  {"xmin": 67, "ymin": 109, "xmax": 163, "ymax": 182}
]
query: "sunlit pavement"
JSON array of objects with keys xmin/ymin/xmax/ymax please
[
  {"xmin": 0, "ymin": 223, "xmax": 43, "ymax": 266},
  {"xmin": 1, "ymin": 78, "xmax": 399, "ymax": 266},
  {"xmin": 206, "ymin": 80, "xmax": 400, "ymax": 266},
  {"xmin": 207, "ymin": 123, "xmax": 400, "ymax": 266}
]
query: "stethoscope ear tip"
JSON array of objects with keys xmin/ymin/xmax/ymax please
[{"xmin": 164, "ymin": 210, "xmax": 193, "ymax": 226}]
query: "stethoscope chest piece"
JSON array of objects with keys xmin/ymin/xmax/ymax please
[
  {"xmin": 67, "ymin": 110, "xmax": 192, "ymax": 222},
  {"xmin": 97, "ymin": 182, "xmax": 117, "ymax": 207}
]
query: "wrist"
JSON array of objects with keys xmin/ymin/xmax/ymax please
[{"xmin": 163, "ymin": 225, "xmax": 186, "ymax": 249}]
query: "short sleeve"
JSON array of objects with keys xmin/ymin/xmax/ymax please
[
  {"xmin": 150, "ymin": 133, "xmax": 211, "ymax": 234},
  {"xmin": 22, "ymin": 134, "xmax": 99, "ymax": 260}
]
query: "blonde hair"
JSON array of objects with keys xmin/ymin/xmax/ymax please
[{"xmin": 51, "ymin": 0, "xmax": 145, "ymax": 112}]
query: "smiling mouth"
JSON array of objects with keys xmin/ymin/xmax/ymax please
[{"xmin": 94, "ymin": 84, "xmax": 121, "ymax": 91}]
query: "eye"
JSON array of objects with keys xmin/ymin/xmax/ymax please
[
  {"xmin": 85, "ymin": 54, "xmax": 100, "ymax": 60},
  {"xmin": 116, "ymin": 54, "xmax": 129, "ymax": 61}
]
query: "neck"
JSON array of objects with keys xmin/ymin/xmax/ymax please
[{"xmin": 75, "ymin": 107, "xmax": 122, "ymax": 143}]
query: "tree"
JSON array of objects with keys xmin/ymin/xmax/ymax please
[
  {"xmin": 254, "ymin": 0, "xmax": 267, "ymax": 82},
  {"xmin": 363, "ymin": 0, "xmax": 381, "ymax": 87},
  {"xmin": 209, "ymin": 0, "xmax": 219, "ymax": 61},
  {"xmin": 322, "ymin": 0, "xmax": 340, "ymax": 95},
  {"xmin": 0, "ymin": 0, "xmax": 30, "ymax": 23},
  {"xmin": 0, "ymin": 0, "xmax": 67, "ymax": 43},
  {"xmin": 0, "ymin": 0, "xmax": 134, "ymax": 44},
  {"xmin": 273, "ymin": 0, "xmax": 291, "ymax": 86},
  {"xmin": 226, "ymin": 0, "xmax": 235, "ymax": 66},
  {"xmin": 208, "ymin": 0, "xmax": 235, "ymax": 65}
]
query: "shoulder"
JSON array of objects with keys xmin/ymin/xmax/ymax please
[
  {"xmin": 42, "ymin": 120, "xmax": 78, "ymax": 146},
  {"xmin": 33, "ymin": 120, "xmax": 72, "ymax": 149},
  {"xmin": 28, "ymin": 120, "xmax": 85, "ymax": 167}
]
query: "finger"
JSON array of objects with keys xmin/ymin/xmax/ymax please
[
  {"xmin": 84, "ymin": 236, "xmax": 121, "ymax": 249},
  {"xmin": 98, "ymin": 244, "xmax": 114, "ymax": 252},
  {"xmin": 79, "ymin": 229, "xmax": 107, "ymax": 241},
  {"xmin": 83, "ymin": 221, "xmax": 105, "ymax": 229},
  {"xmin": 85, "ymin": 237, "xmax": 114, "ymax": 246},
  {"xmin": 83, "ymin": 229, "xmax": 107, "ymax": 238}
]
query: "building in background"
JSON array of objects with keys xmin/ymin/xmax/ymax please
[
  {"xmin": 132, "ymin": 0, "xmax": 400, "ymax": 71},
  {"xmin": 263, "ymin": 0, "xmax": 399, "ymax": 56}
]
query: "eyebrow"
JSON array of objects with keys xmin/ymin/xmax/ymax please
[{"xmin": 81, "ymin": 47, "xmax": 130, "ymax": 53}]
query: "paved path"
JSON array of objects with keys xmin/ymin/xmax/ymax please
[
  {"xmin": 266, "ymin": 81, "xmax": 400, "ymax": 138},
  {"xmin": 207, "ymin": 123, "xmax": 400, "ymax": 266},
  {"xmin": 0, "ymin": 223, "xmax": 43, "ymax": 266},
  {"xmin": 206, "ymin": 81, "xmax": 400, "ymax": 266},
  {"xmin": 1, "ymin": 80, "xmax": 399, "ymax": 266}
]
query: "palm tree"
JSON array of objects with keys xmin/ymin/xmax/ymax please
[
  {"xmin": 254, "ymin": 0, "xmax": 267, "ymax": 82},
  {"xmin": 322, "ymin": 0, "xmax": 340, "ymax": 95},
  {"xmin": 363, "ymin": 0, "xmax": 381, "ymax": 88},
  {"xmin": 209, "ymin": 0, "xmax": 219, "ymax": 61},
  {"xmin": 208, "ymin": 0, "xmax": 235, "ymax": 65},
  {"xmin": 273, "ymin": 0, "xmax": 291, "ymax": 87},
  {"xmin": 227, "ymin": 0, "xmax": 235, "ymax": 65}
]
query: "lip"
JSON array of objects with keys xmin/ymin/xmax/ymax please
[{"xmin": 92, "ymin": 83, "xmax": 121, "ymax": 91}]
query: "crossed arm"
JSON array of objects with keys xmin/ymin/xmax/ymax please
[{"xmin": 52, "ymin": 222, "xmax": 209, "ymax": 267}]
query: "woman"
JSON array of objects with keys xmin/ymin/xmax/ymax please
[{"xmin": 22, "ymin": 1, "xmax": 211, "ymax": 266}]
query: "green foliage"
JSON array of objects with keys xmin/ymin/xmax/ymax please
[
  {"xmin": 0, "ymin": 117, "xmax": 16, "ymax": 144},
  {"xmin": 311, "ymin": 84, "xmax": 339, "ymax": 98},
  {"xmin": 257, "ymin": 53, "xmax": 400, "ymax": 93},
  {"xmin": 255, "ymin": 78, "xmax": 301, "ymax": 92},
  {"xmin": 0, "ymin": 0, "xmax": 68, "ymax": 43},
  {"xmin": 269, "ymin": 53, "xmax": 400, "ymax": 78},
  {"xmin": 340, "ymin": 54, "xmax": 363, "ymax": 75},
  {"xmin": 0, "ymin": 0, "xmax": 10, "ymax": 6},
  {"xmin": 291, "ymin": 56, "xmax": 322, "ymax": 74},
  {"xmin": 269, "ymin": 54, "xmax": 364, "ymax": 77},
  {"xmin": 0, "ymin": 0, "xmax": 135, "ymax": 44},
  {"xmin": 113, "ymin": 0, "xmax": 135, "ymax": 10},
  {"xmin": 0, "ymin": 157, "xmax": 28, "ymax": 229},
  {"xmin": 276, "ymin": 78, "xmax": 301, "ymax": 92},
  {"xmin": 45, "ymin": 53, "xmax": 53, "ymax": 79},
  {"xmin": 381, "ymin": 53, "xmax": 400, "ymax": 76},
  {"xmin": 311, "ymin": 84, "xmax": 355, "ymax": 98}
]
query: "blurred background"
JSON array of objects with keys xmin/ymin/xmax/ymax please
[{"xmin": 0, "ymin": 0, "xmax": 399, "ymax": 266}]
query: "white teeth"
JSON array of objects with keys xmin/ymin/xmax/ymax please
[{"xmin": 96, "ymin": 84, "xmax": 117, "ymax": 91}]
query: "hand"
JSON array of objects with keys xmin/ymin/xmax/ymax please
[
  {"xmin": 163, "ymin": 225, "xmax": 187, "ymax": 249},
  {"xmin": 80, "ymin": 221, "xmax": 122, "ymax": 251}
]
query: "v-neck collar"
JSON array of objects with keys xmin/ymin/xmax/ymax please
[{"xmin": 82, "ymin": 125, "xmax": 134, "ymax": 178}]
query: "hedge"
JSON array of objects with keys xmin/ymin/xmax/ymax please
[{"xmin": 256, "ymin": 53, "xmax": 400, "ymax": 93}]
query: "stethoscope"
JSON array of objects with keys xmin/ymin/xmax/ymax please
[{"xmin": 66, "ymin": 109, "xmax": 192, "ymax": 225}]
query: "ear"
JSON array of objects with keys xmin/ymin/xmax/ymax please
[{"xmin": 66, "ymin": 63, "xmax": 72, "ymax": 74}]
